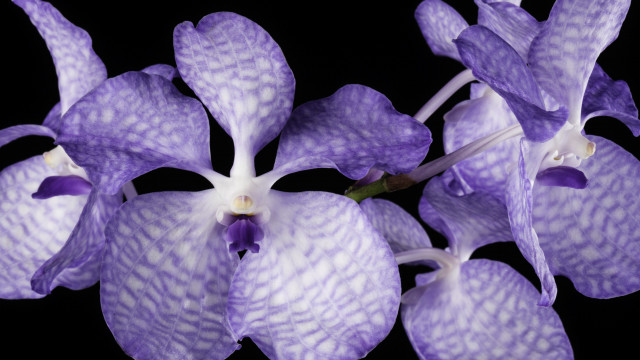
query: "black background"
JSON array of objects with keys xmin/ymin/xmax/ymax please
[{"xmin": 2, "ymin": 0, "xmax": 639, "ymax": 359}]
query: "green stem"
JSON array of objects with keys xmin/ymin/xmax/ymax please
[{"xmin": 344, "ymin": 174, "xmax": 415, "ymax": 203}]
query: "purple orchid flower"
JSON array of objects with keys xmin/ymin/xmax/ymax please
[
  {"xmin": 452, "ymin": 0, "xmax": 640, "ymax": 305},
  {"xmin": 57, "ymin": 12, "xmax": 430, "ymax": 359},
  {"xmin": 363, "ymin": 171, "xmax": 572, "ymax": 359},
  {"xmin": 0, "ymin": 0, "xmax": 124, "ymax": 299}
]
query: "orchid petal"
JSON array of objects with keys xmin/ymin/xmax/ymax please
[
  {"xmin": 360, "ymin": 198, "xmax": 432, "ymax": 255},
  {"xmin": 272, "ymin": 84, "xmax": 430, "ymax": 181},
  {"xmin": 415, "ymin": 0, "xmax": 469, "ymax": 61},
  {"xmin": 444, "ymin": 85, "xmax": 519, "ymax": 199},
  {"xmin": 402, "ymin": 259, "xmax": 572, "ymax": 359},
  {"xmin": 535, "ymin": 166, "xmax": 588, "ymax": 189},
  {"xmin": 31, "ymin": 175, "xmax": 92, "ymax": 199},
  {"xmin": 421, "ymin": 174, "xmax": 512, "ymax": 260},
  {"xmin": 101, "ymin": 190, "xmax": 239, "ymax": 360},
  {"xmin": 174, "ymin": 12, "xmax": 295, "ymax": 157},
  {"xmin": 529, "ymin": 0, "xmax": 631, "ymax": 119},
  {"xmin": 532, "ymin": 136, "xmax": 640, "ymax": 298},
  {"xmin": 582, "ymin": 64, "xmax": 640, "ymax": 136},
  {"xmin": 0, "ymin": 156, "xmax": 85, "ymax": 299},
  {"xmin": 14, "ymin": 0, "xmax": 107, "ymax": 115},
  {"xmin": 0, "ymin": 125, "xmax": 56, "ymax": 149},
  {"xmin": 58, "ymin": 71, "xmax": 214, "ymax": 195},
  {"xmin": 476, "ymin": 0, "xmax": 542, "ymax": 59},
  {"xmin": 455, "ymin": 25, "xmax": 567, "ymax": 142},
  {"xmin": 141, "ymin": 64, "xmax": 178, "ymax": 81},
  {"xmin": 31, "ymin": 189, "xmax": 121, "ymax": 294},
  {"xmin": 506, "ymin": 140, "xmax": 556, "ymax": 305},
  {"xmin": 228, "ymin": 191, "xmax": 400, "ymax": 359},
  {"xmin": 418, "ymin": 176, "xmax": 457, "ymax": 247},
  {"xmin": 41, "ymin": 102, "xmax": 62, "ymax": 134}
]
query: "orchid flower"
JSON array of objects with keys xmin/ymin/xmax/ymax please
[
  {"xmin": 0, "ymin": 0, "xmax": 124, "ymax": 299},
  {"xmin": 363, "ymin": 171, "xmax": 572, "ymax": 359},
  {"xmin": 57, "ymin": 11, "xmax": 430, "ymax": 359},
  {"xmin": 452, "ymin": 0, "xmax": 640, "ymax": 305}
]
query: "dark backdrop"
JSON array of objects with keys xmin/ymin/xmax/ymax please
[{"xmin": 2, "ymin": 0, "xmax": 639, "ymax": 359}]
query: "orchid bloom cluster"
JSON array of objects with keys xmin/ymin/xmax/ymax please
[{"xmin": 2, "ymin": 0, "xmax": 639, "ymax": 359}]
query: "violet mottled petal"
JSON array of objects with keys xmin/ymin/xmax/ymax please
[
  {"xmin": 475, "ymin": 0, "xmax": 541, "ymax": 59},
  {"xmin": 227, "ymin": 191, "xmax": 400, "ymax": 359},
  {"xmin": 506, "ymin": 140, "xmax": 556, "ymax": 305},
  {"xmin": 528, "ymin": 0, "xmax": 631, "ymax": 118},
  {"xmin": 420, "ymin": 175, "xmax": 512, "ymax": 260},
  {"xmin": 444, "ymin": 85, "xmax": 519, "ymax": 199},
  {"xmin": 455, "ymin": 25, "xmax": 567, "ymax": 142},
  {"xmin": 141, "ymin": 64, "xmax": 178, "ymax": 81},
  {"xmin": 402, "ymin": 259, "xmax": 572, "ymax": 360},
  {"xmin": 31, "ymin": 189, "xmax": 121, "ymax": 294},
  {"xmin": 273, "ymin": 84, "xmax": 430, "ymax": 180},
  {"xmin": 14, "ymin": 0, "xmax": 107, "ymax": 115},
  {"xmin": 0, "ymin": 125, "xmax": 56, "ymax": 149},
  {"xmin": 0, "ymin": 156, "xmax": 85, "ymax": 299},
  {"xmin": 101, "ymin": 190, "xmax": 239, "ymax": 360},
  {"xmin": 174, "ymin": 12, "xmax": 295, "ymax": 156},
  {"xmin": 360, "ymin": 198, "xmax": 432, "ymax": 254},
  {"xmin": 582, "ymin": 64, "xmax": 640, "ymax": 136},
  {"xmin": 415, "ymin": 0, "xmax": 469, "ymax": 61},
  {"xmin": 58, "ymin": 71, "xmax": 213, "ymax": 195},
  {"xmin": 535, "ymin": 166, "xmax": 588, "ymax": 189},
  {"xmin": 532, "ymin": 136, "xmax": 640, "ymax": 298},
  {"xmin": 41, "ymin": 102, "xmax": 62, "ymax": 134},
  {"xmin": 31, "ymin": 175, "xmax": 92, "ymax": 199}
]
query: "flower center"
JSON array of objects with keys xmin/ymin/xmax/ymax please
[
  {"xmin": 538, "ymin": 123, "xmax": 596, "ymax": 172},
  {"xmin": 43, "ymin": 145, "xmax": 89, "ymax": 180},
  {"xmin": 216, "ymin": 195, "xmax": 270, "ymax": 254}
]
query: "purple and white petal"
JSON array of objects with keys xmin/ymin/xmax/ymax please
[
  {"xmin": 415, "ymin": 0, "xmax": 469, "ymax": 61},
  {"xmin": 421, "ymin": 175, "xmax": 512, "ymax": 260},
  {"xmin": 58, "ymin": 71, "xmax": 214, "ymax": 195},
  {"xmin": 532, "ymin": 136, "xmax": 640, "ymax": 298},
  {"xmin": 402, "ymin": 259, "xmax": 572, "ymax": 359},
  {"xmin": 228, "ymin": 191, "xmax": 400, "ymax": 359},
  {"xmin": 272, "ymin": 84, "xmax": 430, "ymax": 180},
  {"xmin": 0, "ymin": 156, "xmax": 85, "ymax": 299},
  {"xmin": 360, "ymin": 198, "xmax": 432, "ymax": 254},
  {"xmin": 174, "ymin": 12, "xmax": 295, "ymax": 157},
  {"xmin": 528, "ymin": 0, "xmax": 631, "ymax": 120},
  {"xmin": 455, "ymin": 25, "xmax": 567, "ymax": 142},
  {"xmin": 31, "ymin": 189, "xmax": 122, "ymax": 294},
  {"xmin": 14, "ymin": 0, "xmax": 107, "ymax": 115},
  {"xmin": 506, "ymin": 140, "xmax": 557, "ymax": 305},
  {"xmin": 444, "ymin": 85, "xmax": 520, "ymax": 199},
  {"xmin": 476, "ymin": 0, "xmax": 542, "ymax": 59},
  {"xmin": 0, "ymin": 125, "xmax": 56, "ymax": 149},
  {"xmin": 41, "ymin": 102, "xmax": 62, "ymax": 134},
  {"xmin": 141, "ymin": 64, "xmax": 178, "ymax": 81},
  {"xmin": 455, "ymin": 25, "xmax": 567, "ymax": 141},
  {"xmin": 582, "ymin": 64, "xmax": 640, "ymax": 135},
  {"xmin": 101, "ymin": 190, "xmax": 239, "ymax": 360}
]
